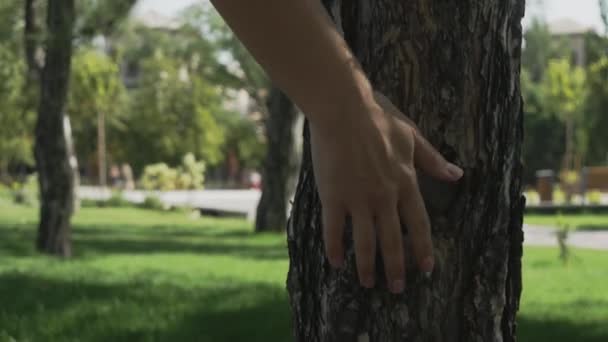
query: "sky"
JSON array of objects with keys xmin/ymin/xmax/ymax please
[{"xmin": 136, "ymin": 0, "xmax": 606, "ymax": 33}]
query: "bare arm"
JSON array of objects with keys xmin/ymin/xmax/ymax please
[{"xmin": 211, "ymin": 0, "xmax": 464, "ymax": 293}]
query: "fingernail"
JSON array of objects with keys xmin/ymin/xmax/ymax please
[
  {"xmin": 422, "ymin": 256, "xmax": 434, "ymax": 273},
  {"xmin": 446, "ymin": 163, "xmax": 464, "ymax": 180},
  {"xmin": 391, "ymin": 280, "xmax": 405, "ymax": 293}
]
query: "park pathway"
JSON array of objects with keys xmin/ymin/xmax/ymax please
[
  {"xmin": 79, "ymin": 186, "xmax": 608, "ymax": 250},
  {"xmin": 524, "ymin": 225, "xmax": 608, "ymax": 250}
]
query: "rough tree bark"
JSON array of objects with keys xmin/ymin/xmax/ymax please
[
  {"xmin": 255, "ymin": 86, "xmax": 299, "ymax": 232},
  {"xmin": 287, "ymin": 1, "xmax": 525, "ymax": 341},
  {"xmin": 34, "ymin": 0, "xmax": 76, "ymax": 257}
]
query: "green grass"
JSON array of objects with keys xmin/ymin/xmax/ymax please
[
  {"xmin": 0, "ymin": 203, "xmax": 607, "ymax": 341},
  {"xmin": 525, "ymin": 213, "xmax": 608, "ymax": 230}
]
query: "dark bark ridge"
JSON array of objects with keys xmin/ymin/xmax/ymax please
[
  {"xmin": 35, "ymin": 0, "xmax": 76, "ymax": 257},
  {"xmin": 287, "ymin": 1, "xmax": 525, "ymax": 341}
]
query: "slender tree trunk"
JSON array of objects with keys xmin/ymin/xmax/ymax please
[
  {"xmin": 97, "ymin": 111, "xmax": 107, "ymax": 187},
  {"xmin": 287, "ymin": 1, "xmax": 525, "ymax": 341},
  {"xmin": 34, "ymin": 0, "xmax": 76, "ymax": 257},
  {"xmin": 255, "ymin": 86, "xmax": 299, "ymax": 232},
  {"xmin": 24, "ymin": 0, "xmax": 40, "ymax": 83}
]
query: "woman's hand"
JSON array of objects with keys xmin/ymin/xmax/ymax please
[{"xmin": 310, "ymin": 92, "xmax": 463, "ymax": 294}]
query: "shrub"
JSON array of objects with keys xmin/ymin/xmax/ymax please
[
  {"xmin": 553, "ymin": 187, "xmax": 566, "ymax": 205},
  {"xmin": 140, "ymin": 195, "xmax": 165, "ymax": 210},
  {"xmin": 106, "ymin": 191, "xmax": 132, "ymax": 207},
  {"xmin": 586, "ymin": 190, "xmax": 603, "ymax": 205},
  {"xmin": 140, "ymin": 154, "xmax": 205, "ymax": 191},
  {"xmin": 524, "ymin": 190, "xmax": 540, "ymax": 205},
  {"xmin": 11, "ymin": 174, "xmax": 38, "ymax": 206},
  {"xmin": 140, "ymin": 163, "xmax": 178, "ymax": 191}
]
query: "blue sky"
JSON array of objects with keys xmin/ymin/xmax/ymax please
[{"xmin": 136, "ymin": 0, "xmax": 606, "ymax": 33}]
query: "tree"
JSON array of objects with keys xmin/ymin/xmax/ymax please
[
  {"xmin": 543, "ymin": 59, "xmax": 587, "ymax": 169},
  {"xmin": 585, "ymin": 57, "xmax": 608, "ymax": 165},
  {"xmin": 520, "ymin": 70, "xmax": 565, "ymax": 183},
  {"xmin": 122, "ymin": 53, "xmax": 225, "ymax": 175},
  {"xmin": 68, "ymin": 48, "xmax": 127, "ymax": 186},
  {"xmin": 255, "ymin": 86, "xmax": 299, "ymax": 232},
  {"xmin": 188, "ymin": 4, "xmax": 301, "ymax": 230},
  {"xmin": 34, "ymin": 0, "xmax": 76, "ymax": 257},
  {"xmin": 287, "ymin": 1, "xmax": 524, "ymax": 340}
]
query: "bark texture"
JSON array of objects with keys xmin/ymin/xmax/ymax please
[
  {"xmin": 35, "ymin": 0, "xmax": 76, "ymax": 257},
  {"xmin": 287, "ymin": 1, "xmax": 525, "ymax": 341},
  {"xmin": 255, "ymin": 86, "xmax": 299, "ymax": 232}
]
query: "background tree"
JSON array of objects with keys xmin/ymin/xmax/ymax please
[
  {"xmin": 121, "ymin": 53, "xmax": 225, "ymax": 175},
  {"xmin": 287, "ymin": 1, "xmax": 524, "ymax": 340},
  {"xmin": 520, "ymin": 69, "xmax": 565, "ymax": 183},
  {"xmin": 584, "ymin": 57, "xmax": 608, "ymax": 165},
  {"xmin": 542, "ymin": 59, "xmax": 587, "ymax": 170},
  {"xmin": 255, "ymin": 87, "xmax": 299, "ymax": 232},
  {"xmin": 187, "ymin": 4, "xmax": 301, "ymax": 230},
  {"xmin": 68, "ymin": 48, "xmax": 127, "ymax": 185},
  {"xmin": 34, "ymin": 0, "xmax": 76, "ymax": 257}
]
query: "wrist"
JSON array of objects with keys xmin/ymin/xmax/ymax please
[{"xmin": 306, "ymin": 71, "xmax": 376, "ymax": 132}]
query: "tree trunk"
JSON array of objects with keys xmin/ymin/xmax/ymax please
[
  {"xmin": 255, "ymin": 86, "xmax": 299, "ymax": 232},
  {"xmin": 24, "ymin": 0, "xmax": 40, "ymax": 83},
  {"xmin": 34, "ymin": 0, "xmax": 76, "ymax": 257},
  {"xmin": 287, "ymin": 1, "xmax": 525, "ymax": 341},
  {"xmin": 97, "ymin": 111, "xmax": 107, "ymax": 187}
]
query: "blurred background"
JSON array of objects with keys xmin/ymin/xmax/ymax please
[{"xmin": 0, "ymin": 0, "xmax": 607, "ymax": 341}]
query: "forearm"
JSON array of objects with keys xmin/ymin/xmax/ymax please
[{"xmin": 210, "ymin": 0, "xmax": 373, "ymax": 128}]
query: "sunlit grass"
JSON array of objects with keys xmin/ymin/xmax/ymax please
[{"xmin": 0, "ymin": 203, "xmax": 607, "ymax": 341}]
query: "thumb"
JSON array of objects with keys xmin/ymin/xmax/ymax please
[{"xmin": 413, "ymin": 132, "xmax": 463, "ymax": 182}]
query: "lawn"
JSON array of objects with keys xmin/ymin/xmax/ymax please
[
  {"xmin": 1, "ymin": 203, "xmax": 607, "ymax": 342},
  {"xmin": 525, "ymin": 213, "xmax": 608, "ymax": 230}
]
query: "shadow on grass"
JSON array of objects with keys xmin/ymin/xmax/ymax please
[
  {"xmin": 0, "ymin": 223, "xmax": 287, "ymax": 260},
  {"xmin": 0, "ymin": 272, "xmax": 292, "ymax": 342},
  {"xmin": 518, "ymin": 314, "xmax": 608, "ymax": 342}
]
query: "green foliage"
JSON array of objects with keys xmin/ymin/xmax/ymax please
[
  {"xmin": 69, "ymin": 48, "xmax": 127, "ymax": 163},
  {"xmin": 521, "ymin": 70, "xmax": 566, "ymax": 183},
  {"xmin": 140, "ymin": 154, "xmax": 207, "ymax": 191},
  {"xmin": 584, "ymin": 57, "xmax": 608, "ymax": 165},
  {"xmin": 0, "ymin": 46, "xmax": 33, "ymax": 171},
  {"xmin": 1, "ymin": 204, "xmax": 607, "ymax": 341},
  {"xmin": 106, "ymin": 191, "xmax": 132, "ymax": 208},
  {"xmin": 586, "ymin": 190, "xmax": 603, "ymax": 205},
  {"xmin": 10, "ymin": 174, "xmax": 38, "ymax": 206},
  {"xmin": 123, "ymin": 54, "xmax": 225, "ymax": 174},
  {"xmin": 218, "ymin": 111, "xmax": 266, "ymax": 169},
  {"xmin": 177, "ymin": 153, "xmax": 206, "ymax": 190},
  {"xmin": 140, "ymin": 163, "xmax": 179, "ymax": 191},
  {"xmin": 139, "ymin": 195, "xmax": 165, "ymax": 211}
]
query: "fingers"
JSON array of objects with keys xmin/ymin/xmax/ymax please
[
  {"xmin": 374, "ymin": 90, "xmax": 464, "ymax": 182},
  {"xmin": 376, "ymin": 208, "xmax": 405, "ymax": 293},
  {"xmin": 322, "ymin": 200, "xmax": 346, "ymax": 268},
  {"xmin": 352, "ymin": 209, "xmax": 376, "ymax": 288},
  {"xmin": 413, "ymin": 132, "xmax": 464, "ymax": 182},
  {"xmin": 399, "ymin": 172, "xmax": 435, "ymax": 275}
]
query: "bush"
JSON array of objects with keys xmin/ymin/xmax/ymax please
[
  {"xmin": 140, "ymin": 154, "xmax": 205, "ymax": 191},
  {"xmin": 524, "ymin": 190, "xmax": 540, "ymax": 205},
  {"xmin": 11, "ymin": 174, "xmax": 38, "ymax": 206},
  {"xmin": 140, "ymin": 195, "xmax": 165, "ymax": 211},
  {"xmin": 105, "ymin": 191, "xmax": 132, "ymax": 208},
  {"xmin": 140, "ymin": 163, "xmax": 179, "ymax": 191},
  {"xmin": 586, "ymin": 190, "xmax": 603, "ymax": 205},
  {"xmin": 553, "ymin": 187, "xmax": 566, "ymax": 205}
]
